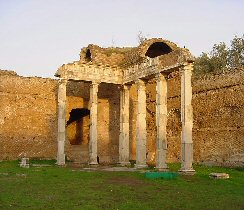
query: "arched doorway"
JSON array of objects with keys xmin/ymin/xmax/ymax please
[
  {"xmin": 67, "ymin": 108, "xmax": 90, "ymax": 145},
  {"xmin": 145, "ymin": 42, "xmax": 172, "ymax": 58}
]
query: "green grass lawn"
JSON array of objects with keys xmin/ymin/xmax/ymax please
[{"xmin": 0, "ymin": 160, "xmax": 243, "ymax": 210}]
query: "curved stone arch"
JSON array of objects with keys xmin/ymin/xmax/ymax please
[
  {"xmin": 138, "ymin": 38, "xmax": 178, "ymax": 58},
  {"xmin": 66, "ymin": 108, "xmax": 90, "ymax": 145}
]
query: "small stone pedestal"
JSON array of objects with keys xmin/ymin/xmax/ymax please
[
  {"xmin": 20, "ymin": 158, "xmax": 30, "ymax": 168},
  {"xmin": 179, "ymin": 169, "xmax": 196, "ymax": 176},
  {"xmin": 118, "ymin": 162, "xmax": 131, "ymax": 167},
  {"xmin": 156, "ymin": 167, "xmax": 169, "ymax": 172}
]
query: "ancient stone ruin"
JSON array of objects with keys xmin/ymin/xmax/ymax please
[
  {"xmin": 56, "ymin": 38, "xmax": 195, "ymax": 173},
  {"xmin": 0, "ymin": 38, "xmax": 243, "ymax": 169}
]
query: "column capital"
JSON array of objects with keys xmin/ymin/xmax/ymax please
[
  {"xmin": 119, "ymin": 84, "xmax": 131, "ymax": 91},
  {"xmin": 90, "ymin": 81, "xmax": 100, "ymax": 86},
  {"xmin": 155, "ymin": 73, "xmax": 167, "ymax": 81},
  {"xmin": 136, "ymin": 78, "xmax": 146, "ymax": 86},
  {"xmin": 182, "ymin": 62, "xmax": 194, "ymax": 71},
  {"xmin": 59, "ymin": 79, "xmax": 68, "ymax": 85}
]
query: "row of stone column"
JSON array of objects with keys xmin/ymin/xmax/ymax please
[
  {"xmin": 57, "ymin": 63, "xmax": 194, "ymax": 173},
  {"xmin": 118, "ymin": 76, "xmax": 168, "ymax": 170},
  {"xmin": 118, "ymin": 63, "xmax": 195, "ymax": 173},
  {"xmin": 57, "ymin": 81, "xmax": 99, "ymax": 166}
]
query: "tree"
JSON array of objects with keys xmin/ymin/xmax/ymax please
[
  {"xmin": 194, "ymin": 34, "xmax": 244, "ymax": 76},
  {"xmin": 228, "ymin": 35, "xmax": 244, "ymax": 68},
  {"xmin": 137, "ymin": 31, "xmax": 148, "ymax": 44}
]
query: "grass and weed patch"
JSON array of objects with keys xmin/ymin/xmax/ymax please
[{"xmin": 0, "ymin": 161, "xmax": 243, "ymax": 209}]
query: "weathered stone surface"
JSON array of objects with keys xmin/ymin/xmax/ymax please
[
  {"xmin": 56, "ymin": 38, "xmax": 193, "ymax": 85},
  {"xmin": 209, "ymin": 173, "xmax": 230, "ymax": 179},
  {"xmin": 0, "ymin": 72, "xmax": 120, "ymax": 164},
  {"xmin": 0, "ymin": 38, "xmax": 243, "ymax": 168},
  {"xmin": 119, "ymin": 85, "xmax": 130, "ymax": 165},
  {"xmin": 89, "ymin": 82, "xmax": 99, "ymax": 165},
  {"xmin": 0, "ymin": 73, "xmax": 58, "ymax": 160},
  {"xmin": 141, "ymin": 70, "xmax": 244, "ymax": 167},
  {"xmin": 155, "ymin": 74, "xmax": 168, "ymax": 170},
  {"xmin": 180, "ymin": 63, "xmax": 194, "ymax": 172},
  {"xmin": 136, "ymin": 79, "xmax": 147, "ymax": 168}
]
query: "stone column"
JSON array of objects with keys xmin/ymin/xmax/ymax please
[
  {"xmin": 136, "ymin": 79, "xmax": 147, "ymax": 168},
  {"xmin": 57, "ymin": 79, "xmax": 67, "ymax": 166},
  {"xmin": 119, "ymin": 85, "xmax": 130, "ymax": 166},
  {"xmin": 155, "ymin": 73, "xmax": 168, "ymax": 170},
  {"xmin": 180, "ymin": 62, "xmax": 195, "ymax": 174},
  {"xmin": 89, "ymin": 82, "xmax": 99, "ymax": 165}
]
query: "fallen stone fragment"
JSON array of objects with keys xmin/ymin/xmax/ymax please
[
  {"xmin": 209, "ymin": 173, "xmax": 229, "ymax": 179},
  {"xmin": 32, "ymin": 164, "xmax": 52, "ymax": 167},
  {"xmin": 0, "ymin": 173, "xmax": 9, "ymax": 176},
  {"xmin": 16, "ymin": 173, "xmax": 27, "ymax": 177}
]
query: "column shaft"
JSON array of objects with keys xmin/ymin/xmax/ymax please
[
  {"xmin": 136, "ymin": 79, "xmax": 147, "ymax": 168},
  {"xmin": 180, "ymin": 63, "xmax": 195, "ymax": 173},
  {"xmin": 156, "ymin": 74, "xmax": 168, "ymax": 170},
  {"xmin": 119, "ymin": 85, "xmax": 130, "ymax": 165},
  {"xmin": 89, "ymin": 82, "xmax": 99, "ymax": 165},
  {"xmin": 57, "ymin": 79, "xmax": 67, "ymax": 165}
]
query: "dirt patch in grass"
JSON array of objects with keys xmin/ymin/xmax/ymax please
[
  {"xmin": 180, "ymin": 174, "xmax": 202, "ymax": 183},
  {"xmin": 106, "ymin": 176, "xmax": 149, "ymax": 187}
]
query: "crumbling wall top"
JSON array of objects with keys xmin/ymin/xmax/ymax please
[
  {"xmin": 0, "ymin": 69, "xmax": 18, "ymax": 76},
  {"xmin": 79, "ymin": 44, "xmax": 131, "ymax": 67},
  {"xmin": 55, "ymin": 38, "xmax": 195, "ymax": 81}
]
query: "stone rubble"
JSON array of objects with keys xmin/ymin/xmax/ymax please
[{"xmin": 209, "ymin": 173, "xmax": 230, "ymax": 179}]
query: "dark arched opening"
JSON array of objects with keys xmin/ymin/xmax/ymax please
[
  {"xmin": 145, "ymin": 42, "xmax": 172, "ymax": 58},
  {"xmin": 67, "ymin": 108, "xmax": 90, "ymax": 145},
  {"xmin": 85, "ymin": 49, "xmax": 92, "ymax": 61}
]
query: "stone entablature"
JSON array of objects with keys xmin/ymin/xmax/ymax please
[
  {"xmin": 56, "ymin": 56, "xmax": 192, "ymax": 86},
  {"xmin": 55, "ymin": 38, "xmax": 194, "ymax": 85},
  {"xmin": 123, "ymin": 58, "xmax": 159, "ymax": 84},
  {"xmin": 56, "ymin": 62, "xmax": 123, "ymax": 84}
]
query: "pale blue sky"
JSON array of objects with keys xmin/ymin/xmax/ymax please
[{"xmin": 0, "ymin": 0, "xmax": 243, "ymax": 78}]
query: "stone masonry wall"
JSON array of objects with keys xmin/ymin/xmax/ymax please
[
  {"xmin": 0, "ymin": 70, "xmax": 243, "ymax": 167},
  {"xmin": 0, "ymin": 71, "xmax": 120, "ymax": 163},
  {"xmin": 0, "ymin": 71, "xmax": 58, "ymax": 160},
  {"xmin": 129, "ymin": 70, "xmax": 243, "ymax": 167}
]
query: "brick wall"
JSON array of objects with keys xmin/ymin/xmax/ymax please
[{"xmin": 0, "ymin": 70, "xmax": 243, "ymax": 167}]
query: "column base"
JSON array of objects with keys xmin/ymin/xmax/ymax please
[
  {"xmin": 155, "ymin": 167, "xmax": 169, "ymax": 172},
  {"xmin": 179, "ymin": 169, "xmax": 195, "ymax": 175},
  {"xmin": 89, "ymin": 161, "xmax": 98, "ymax": 166},
  {"xmin": 57, "ymin": 154, "xmax": 65, "ymax": 166},
  {"xmin": 118, "ymin": 161, "xmax": 131, "ymax": 166},
  {"xmin": 156, "ymin": 162, "xmax": 168, "ymax": 171},
  {"xmin": 135, "ymin": 164, "xmax": 147, "ymax": 169}
]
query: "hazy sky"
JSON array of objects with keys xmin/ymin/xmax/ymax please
[{"xmin": 0, "ymin": 0, "xmax": 243, "ymax": 78}]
